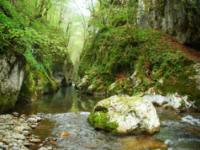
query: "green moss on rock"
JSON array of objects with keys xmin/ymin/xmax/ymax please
[
  {"xmin": 0, "ymin": 95, "xmax": 17, "ymax": 113},
  {"xmin": 18, "ymin": 63, "xmax": 59, "ymax": 102},
  {"xmin": 79, "ymin": 0, "xmax": 200, "ymax": 106},
  {"xmin": 88, "ymin": 112, "xmax": 118, "ymax": 132}
]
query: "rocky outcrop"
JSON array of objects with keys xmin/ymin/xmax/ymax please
[
  {"xmin": 0, "ymin": 53, "xmax": 24, "ymax": 112},
  {"xmin": 63, "ymin": 59, "xmax": 74, "ymax": 86},
  {"xmin": 137, "ymin": 0, "xmax": 200, "ymax": 48},
  {"xmin": 143, "ymin": 93, "xmax": 195, "ymax": 110},
  {"xmin": 52, "ymin": 59, "xmax": 74, "ymax": 87},
  {"xmin": 88, "ymin": 95, "xmax": 160, "ymax": 134}
]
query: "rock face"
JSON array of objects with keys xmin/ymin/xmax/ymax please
[
  {"xmin": 137, "ymin": 0, "xmax": 200, "ymax": 48},
  {"xmin": 63, "ymin": 59, "xmax": 74, "ymax": 86},
  {"xmin": 88, "ymin": 95, "xmax": 160, "ymax": 134},
  {"xmin": 52, "ymin": 59, "xmax": 74, "ymax": 87},
  {"xmin": 0, "ymin": 53, "xmax": 24, "ymax": 112}
]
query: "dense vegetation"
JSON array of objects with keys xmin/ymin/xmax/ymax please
[
  {"xmin": 79, "ymin": 0, "xmax": 200, "ymax": 105},
  {"xmin": 0, "ymin": 0, "xmax": 72, "ymax": 101}
]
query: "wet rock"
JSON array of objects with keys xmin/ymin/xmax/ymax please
[
  {"xmin": 14, "ymin": 124, "xmax": 31, "ymax": 133},
  {"xmin": 164, "ymin": 139, "xmax": 173, "ymax": 146},
  {"xmin": 38, "ymin": 147, "xmax": 48, "ymax": 150},
  {"xmin": 13, "ymin": 133, "xmax": 26, "ymax": 140},
  {"xmin": 0, "ymin": 114, "xmax": 43, "ymax": 150},
  {"xmin": 12, "ymin": 112, "xmax": 20, "ymax": 117},
  {"xmin": 181, "ymin": 115, "xmax": 200, "ymax": 126},
  {"xmin": 47, "ymin": 146, "xmax": 53, "ymax": 150},
  {"xmin": 23, "ymin": 130, "xmax": 31, "ymax": 136},
  {"xmin": 27, "ymin": 115, "xmax": 42, "ymax": 123},
  {"xmin": 143, "ymin": 93, "xmax": 194, "ymax": 110},
  {"xmin": 26, "ymin": 115, "xmax": 42, "ymax": 129},
  {"xmin": 29, "ymin": 138, "xmax": 41, "ymax": 143},
  {"xmin": 0, "ymin": 142, "xmax": 8, "ymax": 149},
  {"xmin": 89, "ymin": 95, "xmax": 160, "ymax": 134},
  {"xmin": 29, "ymin": 124, "xmax": 38, "ymax": 129}
]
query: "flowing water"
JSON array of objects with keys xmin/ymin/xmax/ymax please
[{"xmin": 15, "ymin": 87, "xmax": 200, "ymax": 150}]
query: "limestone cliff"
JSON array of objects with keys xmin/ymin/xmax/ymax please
[
  {"xmin": 0, "ymin": 53, "xmax": 24, "ymax": 112},
  {"xmin": 137, "ymin": 0, "xmax": 200, "ymax": 48}
]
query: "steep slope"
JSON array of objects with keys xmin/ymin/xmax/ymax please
[
  {"xmin": 79, "ymin": 0, "xmax": 200, "ymax": 107},
  {"xmin": 0, "ymin": 0, "xmax": 73, "ymax": 112},
  {"xmin": 137, "ymin": 0, "xmax": 200, "ymax": 49}
]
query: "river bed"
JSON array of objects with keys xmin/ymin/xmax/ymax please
[{"xmin": 14, "ymin": 87, "xmax": 200, "ymax": 150}]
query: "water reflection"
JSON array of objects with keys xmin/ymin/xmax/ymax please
[{"xmin": 16, "ymin": 87, "xmax": 102, "ymax": 114}]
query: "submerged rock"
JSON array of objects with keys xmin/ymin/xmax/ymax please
[
  {"xmin": 88, "ymin": 95, "xmax": 160, "ymax": 134},
  {"xmin": 44, "ymin": 113, "xmax": 122, "ymax": 150}
]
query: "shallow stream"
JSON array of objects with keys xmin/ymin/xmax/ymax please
[{"xmin": 15, "ymin": 87, "xmax": 200, "ymax": 150}]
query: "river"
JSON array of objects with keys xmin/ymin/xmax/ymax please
[{"xmin": 14, "ymin": 87, "xmax": 200, "ymax": 150}]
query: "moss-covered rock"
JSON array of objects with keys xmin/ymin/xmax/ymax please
[
  {"xmin": 0, "ymin": 0, "xmax": 74, "ymax": 110},
  {"xmin": 88, "ymin": 112, "xmax": 118, "ymax": 132},
  {"xmin": 0, "ymin": 95, "xmax": 18, "ymax": 113},
  {"xmin": 79, "ymin": 0, "xmax": 200, "ymax": 105},
  {"xmin": 18, "ymin": 64, "xmax": 59, "ymax": 102},
  {"xmin": 88, "ymin": 95, "xmax": 160, "ymax": 134},
  {"xmin": 0, "ymin": 53, "xmax": 24, "ymax": 113}
]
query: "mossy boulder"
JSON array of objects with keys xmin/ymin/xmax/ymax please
[
  {"xmin": 88, "ymin": 112, "xmax": 118, "ymax": 132},
  {"xmin": 18, "ymin": 62, "xmax": 59, "ymax": 103},
  {"xmin": 88, "ymin": 95, "xmax": 160, "ymax": 134}
]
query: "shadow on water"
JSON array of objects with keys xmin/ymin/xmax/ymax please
[{"xmin": 15, "ymin": 87, "xmax": 103, "ymax": 114}]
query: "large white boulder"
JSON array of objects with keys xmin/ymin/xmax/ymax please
[{"xmin": 88, "ymin": 95, "xmax": 160, "ymax": 134}]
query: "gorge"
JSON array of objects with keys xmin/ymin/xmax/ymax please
[{"xmin": 0, "ymin": 0, "xmax": 200, "ymax": 150}]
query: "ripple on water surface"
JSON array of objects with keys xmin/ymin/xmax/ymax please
[
  {"xmin": 15, "ymin": 87, "xmax": 200, "ymax": 150},
  {"xmin": 44, "ymin": 112, "xmax": 167, "ymax": 150}
]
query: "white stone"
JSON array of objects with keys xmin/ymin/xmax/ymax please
[
  {"xmin": 93, "ymin": 95, "xmax": 160, "ymax": 134},
  {"xmin": 181, "ymin": 115, "xmax": 200, "ymax": 126},
  {"xmin": 143, "ymin": 93, "xmax": 194, "ymax": 110}
]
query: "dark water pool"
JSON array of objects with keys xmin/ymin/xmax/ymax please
[{"xmin": 15, "ymin": 87, "xmax": 102, "ymax": 114}]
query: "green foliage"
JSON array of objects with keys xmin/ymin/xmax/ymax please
[
  {"xmin": 0, "ymin": 0, "xmax": 72, "ymax": 98},
  {"xmin": 79, "ymin": 0, "xmax": 200, "ymax": 102},
  {"xmin": 0, "ymin": 95, "xmax": 17, "ymax": 113},
  {"xmin": 88, "ymin": 111, "xmax": 118, "ymax": 132}
]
